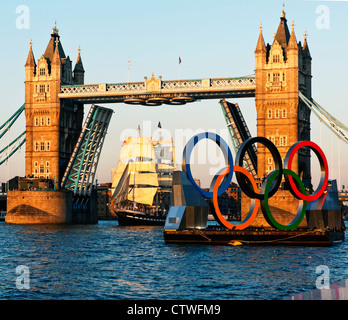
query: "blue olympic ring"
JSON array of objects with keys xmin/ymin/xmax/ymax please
[{"xmin": 182, "ymin": 132, "xmax": 234, "ymax": 198}]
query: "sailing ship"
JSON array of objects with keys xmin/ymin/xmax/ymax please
[{"xmin": 109, "ymin": 125, "xmax": 176, "ymax": 226}]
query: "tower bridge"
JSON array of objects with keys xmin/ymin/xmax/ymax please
[{"xmin": 3, "ymin": 8, "xmax": 348, "ymax": 225}]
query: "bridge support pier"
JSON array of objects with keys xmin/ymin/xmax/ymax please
[{"xmin": 5, "ymin": 189, "xmax": 97, "ymax": 225}]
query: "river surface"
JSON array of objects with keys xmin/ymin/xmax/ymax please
[{"xmin": 0, "ymin": 220, "xmax": 347, "ymax": 300}]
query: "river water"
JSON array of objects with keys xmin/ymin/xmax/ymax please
[{"xmin": 0, "ymin": 220, "xmax": 347, "ymax": 300}]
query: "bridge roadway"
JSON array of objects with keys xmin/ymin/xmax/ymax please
[{"xmin": 58, "ymin": 75, "xmax": 256, "ymax": 105}]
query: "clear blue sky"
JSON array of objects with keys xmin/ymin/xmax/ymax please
[{"xmin": 0, "ymin": 0, "xmax": 347, "ymax": 189}]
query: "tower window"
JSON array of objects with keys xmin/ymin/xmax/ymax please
[
  {"xmin": 267, "ymin": 109, "xmax": 272, "ymax": 119},
  {"xmin": 273, "ymin": 55, "xmax": 280, "ymax": 63},
  {"xmin": 275, "ymin": 109, "xmax": 280, "ymax": 118},
  {"xmin": 35, "ymin": 142, "xmax": 39, "ymax": 152},
  {"xmin": 282, "ymin": 109, "xmax": 287, "ymax": 118},
  {"xmin": 272, "ymin": 73, "xmax": 280, "ymax": 82},
  {"xmin": 34, "ymin": 117, "xmax": 39, "ymax": 126},
  {"xmin": 39, "ymin": 85, "xmax": 45, "ymax": 93},
  {"xmin": 282, "ymin": 73, "xmax": 286, "ymax": 82},
  {"xmin": 39, "ymin": 68, "xmax": 46, "ymax": 76},
  {"xmin": 41, "ymin": 118, "xmax": 45, "ymax": 126},
  {"xmin": 34, "ymin": 161, "xmax": 38, "ymax": 167},
  {"xmin": 46, "ymin": 117, "xmax": 51, "ymax": 126},
  {"xmin": 46, "ymin": 142, "xmax": 50, "ymax": 151},
  {"xmin": 40, "ymin": 142, "xmax": 45, "ymax": 151}
]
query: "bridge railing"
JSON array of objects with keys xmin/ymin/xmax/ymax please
[{"xmin": 59, "ymin": 76, "xmax": 256, "ymax": 98}]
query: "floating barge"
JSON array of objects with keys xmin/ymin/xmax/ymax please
[
  {"xmin": 164, "ymin": 172, "xmax": 346, "ymax": 247},
  {"xmin": 164, "ymin": 226, "xmax": 345, "ymax": 247}
]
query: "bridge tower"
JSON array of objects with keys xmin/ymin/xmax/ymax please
[
  {"xmin": 24, "ymin": 23, "xmax": 84, "ymax": 185},
  {"xmin": 255, "ymin": 8, "xmax": 312, "ymax": 185},
  {"xmin": 245, "ymin": 8, "xmax": 313, "ymax": 227},
  {"xmin": 6, "ymin": 24, "xmax": 93, "ymax": 225}
]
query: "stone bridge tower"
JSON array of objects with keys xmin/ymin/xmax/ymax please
[
  {"xmin": 243, "ymin": 8, "xmax": 313, "ymax": 227},
  {"xmin": 255, "ymin": 8, "xmax": 312, "ymax": 187},
  {"xmin": 24, "ymin": 23, "xmax": 85, "ymax": 185}
]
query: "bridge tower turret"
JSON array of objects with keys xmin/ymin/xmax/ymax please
[{"xmin": 24, "ymin": 23, "xmax": 84, "ymax": 185}]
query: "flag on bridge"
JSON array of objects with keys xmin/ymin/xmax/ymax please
[
  {"xmin": 158, "ymin": 122, "xmax": 162, "ymax": 129},
  {"xmin": 179, "ymin": 57, "xmax": 182, "ymax": 64}
]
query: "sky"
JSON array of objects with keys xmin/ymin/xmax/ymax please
[{"xmin": 0, "ymin": 0, "xmax": 347, "ymax": 189}]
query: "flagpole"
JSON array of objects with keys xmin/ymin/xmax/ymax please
[
  {"xmin": 128, "ymin": 58, "xmax": 131, "ymax": 83},
  {"xmin": 178, "ymin": 56, "xmax": 181, "ymax": 81}
]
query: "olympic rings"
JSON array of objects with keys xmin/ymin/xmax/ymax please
[
  {"xmin": 182, "ymin": 132, "xmax": 234, "ymax": 198},
  {"xmin": 261, "ymin": 169, "xmax": 307, "ymax": 230},
  {"xmin": 212, "ymin": 166, "xmax": 260, "ymax": 230},
  {"xmin": 182, "ymin": 132, "xmax": 329, "ymax": 231},
  {"xmin": 284, "ymin": 141, "xmax": 329, "ymax": 202}
]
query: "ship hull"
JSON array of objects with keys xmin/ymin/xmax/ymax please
[{"xmin": 115, "ymin": 209, "xmax": 166, "ymax": 226}]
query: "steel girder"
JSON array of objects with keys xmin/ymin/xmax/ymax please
[{"xmin": 61, "ymin": 105, "xmax": 113, "ymax": 196}]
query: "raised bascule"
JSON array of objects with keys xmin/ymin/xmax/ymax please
[{"xmin": 2, "ymin": 8, "xmax": 348, "ymax": 239}]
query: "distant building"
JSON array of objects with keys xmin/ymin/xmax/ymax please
[
  {"xmin": 96, "ymin": 183, "xmax": 114, "ymax": 220},
  {"xmin": 203, "ymin": 182, "xmax": 241, "ymax": 221}
]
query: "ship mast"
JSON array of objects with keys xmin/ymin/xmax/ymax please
[{"xmin": 133, "ymin": 125, "xmax": 142, "ymax": 209}]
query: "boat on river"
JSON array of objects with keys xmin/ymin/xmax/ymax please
[{"xmin": 109, "ymin": 125, "xmax": 175, "ymax": 226}]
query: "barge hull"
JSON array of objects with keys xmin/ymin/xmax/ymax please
[{"xmin": 163, "ymin": 228, "xmax": 345, "ymax": 246}]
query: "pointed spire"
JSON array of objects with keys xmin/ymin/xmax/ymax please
[
  {"xmin": 74, "ymin": 45, "xmax": 85, "ymax": 72},
  {"xmin": 44, "ymin": 22, "xmax": 66, "ymax": 63},
  {"xmin": 25, "ymin": 39, "xmax": 36, "ymax": 67},
  {"xmin": 52, "ymin": 37, "xmax": 61, "ymax": 65},
  {"xmin": 302, "ymin": 30, "xmax": 311, "ymax": 57},
  {"xmin": 255, "ymin": 23, "xmax": 266, "ymax": 52},
  {"xmin": 281, "ymin": 2, "xmax": 286, "ymax": 18},
  {"xmin": 288, "ymin": 20, "xmax": 298, "ymax": 49},
  {"xmin": 52, "ymin": 20, "xmax": 59, "ymax": 36},
  {"xmin": 274, "ymin": 3, "xmax": 290, "ymax": 48}
]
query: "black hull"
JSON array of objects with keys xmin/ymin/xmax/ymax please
[
  {"xmin": 164, "ymin": 227, "xmax": 345, "ymax": 246},
  {"xmin": 116, "ymin": 210, "xmax": 166, "ymax": 226}
]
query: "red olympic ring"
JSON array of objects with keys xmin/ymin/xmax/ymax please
[
  {"xmin": 284, "ymin": 141, "xmax": 329, "ymax": 202},
  {"xmin": 212, "ymin": 166, "xmax": 259, "ymax": 230}
]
